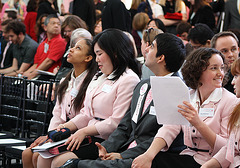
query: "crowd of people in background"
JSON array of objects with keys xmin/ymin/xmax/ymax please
[{"xmin": 0, "ymin": 0, "xmax": 240, "ymax": 168}]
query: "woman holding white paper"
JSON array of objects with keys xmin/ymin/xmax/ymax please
[{"xmin": 132, "ymin": 47, "xmax": 240, "ymax": 168}]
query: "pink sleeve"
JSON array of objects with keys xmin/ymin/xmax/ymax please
[
  {"xmin": 95, "ymin": 75, "xmax": 140, "ymax": 139},
  {"xmin": 155, "ymin": 125, "xmax": 182, "ymax": 151},
  {"xmin": 48, "ymin": 98, "xmax": 65, "ymax": 131},
  {"xmin": 70, "ymin": 107, "xmax": 91, "ymax": 129},
  {"xmin": 212, "ymin": 94, "xmax": 240, "ymax": 155},
  {"xmin": 22, "ymin": 4, "xmax": 27, "ymax": 18},
  {"xmin": 1, "ymin": 3, "xmax": 9, "ymax": 18},
  {"xmin": 213, "ymin": 146, "xmax": 231, "ymax": 168}
]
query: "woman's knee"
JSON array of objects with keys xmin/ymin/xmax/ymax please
[
  {"xmin": 51, "ymin": 152, "xmax": 78, "ymax": 168},
  {"xmin": 22, "ymin": 148, "xmax": 33, "ymax": 162}
]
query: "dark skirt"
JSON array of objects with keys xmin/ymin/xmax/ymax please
[
  {"xmin": 152, "ymin": 151, "xmax": 201, "ymax": 168},
  {"xmin": 72, "ymin": 136, "xmax": 104, "ymax": 160}
]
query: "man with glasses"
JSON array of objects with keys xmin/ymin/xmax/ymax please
[
  {"xmin": 211, "ymin": 31, "xmax": 239, "ymax": 93},
  {"xmin": 23, "ymin": 14, "xmax": 66, "ymax": 80},
  {"xmin": 187, "ymin": 23, "xmax": 214, "ymax": 52}
]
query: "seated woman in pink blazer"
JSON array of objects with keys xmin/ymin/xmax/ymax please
[
  {"xmin": 37, "ymin": 29, "xmax": 141, "ymax": 167},
  {"xmin": 22, "ymin": 31, "xmax": 97, "ymax": 168},
  {"xmin": 201, "ymin": 58, "xmax": 240, "ymax": 168},
  {"xmin": 132, "ymin": 48, "xmax": 239, "ymax": 168}
]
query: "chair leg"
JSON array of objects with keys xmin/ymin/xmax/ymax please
[{"xmin": 2, "ymin": 153, "xmax": 6, "ymax": 168}]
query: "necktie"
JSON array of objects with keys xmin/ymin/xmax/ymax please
[{"xmin": 142, "ymin": 89, "xmax": 152, "ymax": 114}]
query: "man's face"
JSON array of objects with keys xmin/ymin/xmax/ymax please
[
  {"xmin": 8, "ymin": 30, "xmax": 20, "ymax": 44},
  {"xmin": 145, "ymin": 40, "xmax": 158, "ymax": 69},
  {"xmin": 215, "ymin": 36, "xmax": 239, "ymax": 68},
  {"xmin": 2, "ymin": 13, "xmax": 9, "ymax": 22},
  {"xmin": 45, "ymin": 18, "xmax": 61, "ymax": 35},
  {"xmin": 189, "ymin": 40, "xmax": 203, "ymax": 50},
  {"xmin": 1, "ymin": 25, "xmax": 9, "ymax": 40}
]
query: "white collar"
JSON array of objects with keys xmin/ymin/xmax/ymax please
[
  {"xmin": 163, "ymin": 72, "xmax": 174, "ymax": 77},
  {"xmin": 107, "ymin": 71, "xmax": 115, "ymax": 80},
  {"xmin": 191, "ymin": 88, "xmax": 222, "ymax": 106},
  {"xmin": 66, "ymin": 70, "xmax": 88, "ymax": 91}
]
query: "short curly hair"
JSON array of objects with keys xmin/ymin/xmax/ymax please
[{"xmin": 182, "ymin": 48, "xmax": 224, "ymax": 89}]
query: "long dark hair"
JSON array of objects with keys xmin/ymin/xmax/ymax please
[
  {"xmin": 57, "ymin": 39, "xmax": 97, "ymax": 111},
  {"xmin": 92, "ymin": 29, "xmax": 141, "ymax": 80}
]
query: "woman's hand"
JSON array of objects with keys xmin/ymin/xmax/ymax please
[
  {"xmin": 132, "ymin": 153, "xmax": 152, "ymax": 168},
  {"xmin": 178, "ymin": 101, "xmax": 203, "ymax": 128},
  {"xmin": 64, "ymin": 129, "xmax": 86, "ymax": 151},
  {"xmin": 55, "ymin": 124, "xmax": 66, "ymax": 131},
  {"xmin": 30, "ymin": 135, "xmax": 50, "ymax": 148}
]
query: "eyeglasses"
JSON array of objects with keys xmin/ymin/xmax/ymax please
[
  {"xmin": 189, "ymin": 43, "xmax": 203, "ymax": 50},
  {"xmin": 145, "ymin": 28, "xmax": 153, "ymax": 45}
]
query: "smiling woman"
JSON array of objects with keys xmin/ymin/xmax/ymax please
[{"xmin": 132, "ymin": 48, "xmax": 240, "ymax": 168}]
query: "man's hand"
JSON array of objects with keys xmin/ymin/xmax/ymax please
[
  {"xmin": 105, "ymin": 152, "xmax": 123, "ymax": 160},
  {"xmin": 95, "ymin": 142, "xmax": 107, "ymax": 160}
]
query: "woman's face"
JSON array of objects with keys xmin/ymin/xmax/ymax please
[
  {"xmin": 67, "ymin": 39, "xmax": 91, "ymax": 65},
  {"xmin": 147, "ymin": 21, "xmax": 157, "ymax": 29},
  {"xmin": 94, "ymin": 21, "xmax": 102, "ymax": 35},
  {"xmin": 94, "ymin": 43, "xmax": 114, "ymax": 75},
  {"xmin": 41, "ymin": 17, "xmax": 47, "ymax": 30},
  {"xmin": 63, "ymin": 25, "xmax": 73, "ymax": 43},
  {"xmin": 199, "ymin": 54, "xmax": 224, "ymax": 92},
  {"xmin": 232, "ymin": 72, "xmax": 240, "ymax": 98}
]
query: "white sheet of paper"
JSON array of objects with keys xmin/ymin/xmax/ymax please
[
  {"xmin": 150, "ymin": 76, "xmax": 190, "ymax": 125},
  {"xmin": 32, "ymin": 139, "xmax": 67, "ymax": 152},
  {"xmin": 0, "ymin": 139, "xmax": 25, "ymax": 144},
  {"xmin": 11, "ymin": 146, "xmax": 26, "ymax": 151},
  {"xmin": 37, "ymin": 70, "xmax": 55, "ymax": 76}
]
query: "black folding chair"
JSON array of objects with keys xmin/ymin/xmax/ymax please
[
  {"xmin": 0, "ymin": 74, "xmax": 25, "ymax": 167},
  {"xmin": 4, "ymin": 78, "xmax": 57, "ymax": 167}
]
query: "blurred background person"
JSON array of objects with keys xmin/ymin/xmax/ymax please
[
  {"xmin": 188, "ymin": 0, "xmax": 215, "ymax": 31},
  {"xmin": 24, "ymin": 0, "xmax": 38, "ymax": 42},
  {"xmin": 1, "ymin": 0, "xmax": 27, "ymax": 21}
]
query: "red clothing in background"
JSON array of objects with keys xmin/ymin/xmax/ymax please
[
  {"xmin": 24, "ymin": 12, "xmax": 37, "ymax": 42},
  {"xmin": 34, "ymin": 34, "xmax": 66, "ymax": 72}
]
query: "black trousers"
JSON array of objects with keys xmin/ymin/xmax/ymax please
[
  {"xmin": 72, "ymin": 136, "xmax": 104, "ymax": 160},
  {"xmin": 76, "ymin": 158, "xmax": 133, "ymax": 168},
  {"xmin": 152, "ymin": 152, "xmax": 201, "ymax": 168}
]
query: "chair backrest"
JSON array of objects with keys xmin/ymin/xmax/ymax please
[
  {"xmin": 21, "ymin": 79, "xmax": 57, "ymax": 138},
  {"xmin": 0, "ymin": 74, "xmax": 25, "ymax": 137}
]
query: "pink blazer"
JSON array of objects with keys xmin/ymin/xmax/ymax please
[
  {"xmin": 48, "ymin": 72, "xmax": 87, "ymax": 131},
  {"xmin": 155, "ymin": 88, "xmax": 239, "ymax": 165},
  {"xmin": 214, "ymin": 130, "xmax": 240, "ymax": 168},
  {"xmin": 71, "ymin": 69, "xmax": 140, "ymax": 140}
]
